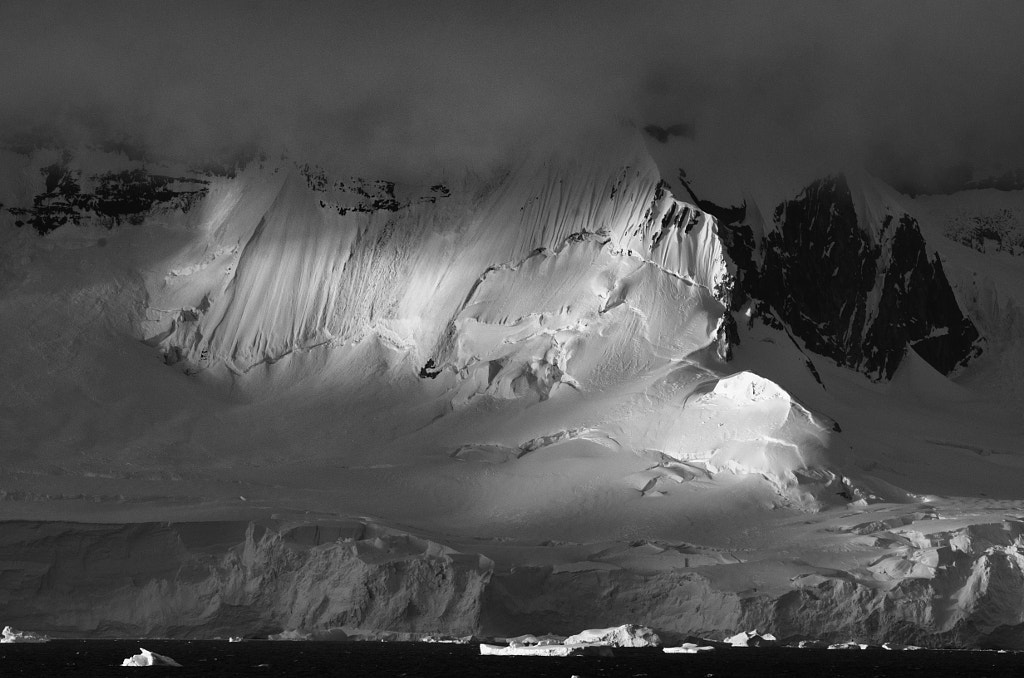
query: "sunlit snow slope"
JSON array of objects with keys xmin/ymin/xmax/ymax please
[{"xmin": 1, "ymin": 131, "xmax": 1024, "ymax": 647}]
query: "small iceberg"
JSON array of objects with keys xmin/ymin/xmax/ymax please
[
  {"xmin": 502, "ymin": 633, "xmax": 566, "ymax": 647},
  {"xmin": 564, "ymin": 624, "xmax": 661, "ymax": 648},
  {"xmin": 794, "ymin": 639, "xmax": 829, "ymax": 649},
  {"xmin": 1, "ymin": 626, "xmax": 49, "ymax": 643},
  {"xmin": 664, "ymin": 642, "xmax": 715, "ymax": 653},
  {"xmin": 267, "ymin": 629, "xmax": 313, "ymax": 641},
  {"xmin": 479, "ymin": 643, "xmax": 613, "ymax": 657},
  {"xmin": 828, "ymin": 641, "xmax": 870, "ymax": 650},
  {"xmin": 120, "ymin": 648, "xmax": 182, "ymax": 667},
  {"xmin": 479, "ymin": 623, "xmax": 658, "ymax": 657},
  {"xmin": 882, "ymin": 642, "xmax": 922, "ymax": 651},
  {"xmin": 724, "ymin": 630, "xmax": 777, "ymax": 647}
]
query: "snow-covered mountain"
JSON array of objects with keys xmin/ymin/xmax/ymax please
[{"xmin": 2, "ymin": 127, "xmax": 1024, "ymax": 647}]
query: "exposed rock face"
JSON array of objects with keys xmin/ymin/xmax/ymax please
[
  {"xmin": 867, "ymin": 214, "xmax": 979, "ymax": 376},
  {"xmin": 719, "ymin": 175, "xmax": 979, "ymax": 380},
  {"xmin": 7, "ymin": 161, "xmax": 208, "ymax": 234}
]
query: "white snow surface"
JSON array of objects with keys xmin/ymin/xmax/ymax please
[{"xmin": 1, "ymin": 129, "xmax": 1024, "ymax": 647}]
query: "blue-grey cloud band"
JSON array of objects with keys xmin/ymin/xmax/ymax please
[{"xmin": 2, "ymin": 1, "xmax": 1022, "ymax": 186}]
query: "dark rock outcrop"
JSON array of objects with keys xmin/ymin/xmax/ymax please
[
  {"xmin": 712, "ymin": 175, "xmax": 979, "ymax": 380},
  {"xmin": 8, "ymin": 162, "xmax": 208, "ymax": 234}
]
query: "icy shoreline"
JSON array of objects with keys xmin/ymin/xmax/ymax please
[{"xmin": 3, "ymin": 510, "xmax": 1024, "ymax": 649}]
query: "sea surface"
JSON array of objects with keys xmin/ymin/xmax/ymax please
[{"xmin": 1, "ymin": 640, "xmax": 1022, "ymax": 677}]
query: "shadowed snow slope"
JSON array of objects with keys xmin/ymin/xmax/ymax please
[{"xmin": 1, "ymin": 130, "xmax": 1023, "ymax": 646}]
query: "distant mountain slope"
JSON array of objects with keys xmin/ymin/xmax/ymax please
[{"xmin": 1, "ymin": 130, "xmax": 1023, "ymax": 646}]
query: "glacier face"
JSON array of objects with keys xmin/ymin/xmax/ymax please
[
  {"xmin": 1, "ymin": 131, "xmax": 1023, "ymax": 646},
  {"xmin": 4, "ymin": 513, "xmax": 1024, "ymax": 647},
  {"xmin": 0, "ymin": 519, "xmax": 490, "ymax": 638}
]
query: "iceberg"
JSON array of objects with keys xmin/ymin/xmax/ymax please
[
  {"xmin": 663, "ymin": 643, "xmax": 715, "ymax": 653},
  {"xmin": 120, "ymin": 648, "xmax": 182, "ymax": 667},
  {"xmin": 480, "ymin": 623, "xmax": 658, "ymax": 656},
  {"xmin": 267, "ymin": 629, "xmax": 313, "ymax": 641},
  {"xmin": 724, "ymin": 630, "xmax": 778, "ymax": 647},
  {"xmin": 563, "ymin": 624, "xmax": 661, "ymax": 648},
  {"xmin": 479, "ymin": 643, "xmax": 613, "ymax": 657},
  {"xmin": 0, "ymin": 626, "xmax": 49, "ymax": 643}
]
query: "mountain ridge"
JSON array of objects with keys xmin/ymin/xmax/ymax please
[{"xmin": 1, "ymin": 132, "xmax": 1023, "ymax": 645}]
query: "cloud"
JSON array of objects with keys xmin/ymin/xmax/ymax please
[{"xmin": 2, "ymin": 1, "xmax": 1023, "ymax": 185}]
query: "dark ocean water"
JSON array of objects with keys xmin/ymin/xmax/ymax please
[{"xmin": 1, "ymin": 640, "xmax": 1021, "ymax": 677}]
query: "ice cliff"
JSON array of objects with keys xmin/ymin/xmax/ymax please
[
  {"xmin": 0, "ymin": 519, "xmax": 490, "ymax": 638},
  {"xmin": 3, "ymin": 514, "xmax": 1024, "ymax": 648}
]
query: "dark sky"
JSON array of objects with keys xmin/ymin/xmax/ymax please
[{"xmin": 3, "ymin": 1, "xmax": 1024, "ymax": 184}]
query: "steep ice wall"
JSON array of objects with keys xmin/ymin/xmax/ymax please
[
  {"xmin": 614, "ymin": 180, "xmax": 726, "ymax": 290},
  {"xmin": 5, "ymin": 514, "xmax": 1024, "ymax": 647},
  {"xmin": 740, "ymin": 518, "xmax": 1024, "ymax": 648},
  {"xmin": 438, "ymin": 226, "xmax": 727, "ymax": 405},
  {"xmin": 483, "ymin": 515, "xmax": 1024, "ymax": 648},
  {"xmin": 147, "ymin": 137, "xmax": 676, "ymax": 375},
  {"xmin": 0, "ymin": 132, "xmax": 842, "ymax": 484},
  {"xmin": 131, "ymin": 132, "xmax": 841, "ymax": 505},
  {"xmin": 0, "ymin": 519, "xmax": 491, "ymax": 638},
  {"xmin": 136, "ymin": 130, "xmax": 739, "ymax": 382},
  {"xmin": 197, "ymin": 174, "xmax": 356, "ymax": 369}
]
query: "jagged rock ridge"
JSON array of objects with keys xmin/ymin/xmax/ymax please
[
  {"xmin": 712, "ymin": 175, "xmax": 980, "ymax": 380},
  {"xmin": 6, "ymin": 155, "xmax": 209, "ymax": 234}
]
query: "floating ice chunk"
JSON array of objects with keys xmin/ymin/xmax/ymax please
[
  {"xmin": 724, "ymin": 630, "xmax": 777, "ymax": 647},
  {"xmin": 882, "ymin": 642, "xmax": 922, "ymax": 651},
  {"xmin": 795, "ymin": 639, "xmax": 829, "ymax": 649},
  {"xmin": 0, "ymin": 626, "xmax": 49, "ymax": 643},
  {"xmin": 267, "ymin": 629, "xmax": 312, "ymax": 641},
  {"xmin": 480, "ymin": 624, "xmax": 655, "ymax": 657},
  {"xmin": 563, "ymin": 624, "xmax": 661, "ymax": 648},
  {"xmin": 420, "ymin": 634, "xmax": 471, "ymax": 644},
  {"xmin": 481, "ymin": 643, "xmax": 565, "ymax": 656},
  {"xmin": 828, "ymin": 641, "xmax": 869, "ymax": 650},
  {"xmin": 504, "ymin": 633, "xmax": 566, "ymax": 647},
  {"xmin": 479, "ymin": 643, "xmax": 612, "ymax": 656},
  {"xmin": 664, "ymin": 643, "xmax": 715, "ymax": 653},
  {"xmin": 120, "ymin": 648, "xmax": 182, "ymax": 667}
]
